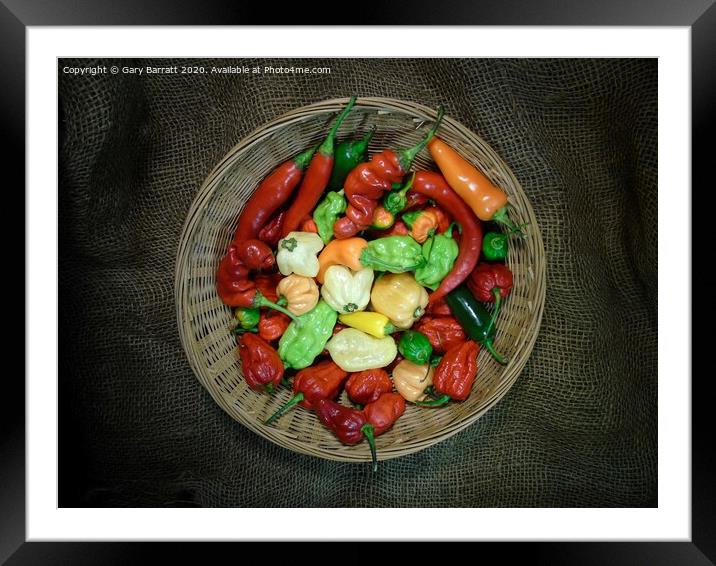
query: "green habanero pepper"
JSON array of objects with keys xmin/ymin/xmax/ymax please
[
  {"xmin": 482, "ymin": 223, "xmax": 530, "ymax": 261},
  {"xmin": 278, "ymin": 300, "xmax": 338, "ymax": 370},
  {"xmin": 359, "ymin": 235, "xmax": 426, "ymax": 273},
  {"xmin": 414, "ymin": 222, "xmax": 460, "ymax": 290},
  {"xmin": 383, "ymin": 172, "xmax": 415, "ymax": 215},
  {"xmin": 398, "ymin": 330, "xmax": 433, "ymax": 365},
  {"xmin": 444, "ymin": 285, "xmax": 506, "ymax": 364},
  {"xmin": 313, "ymin": 190, "xmax": 348, "ymax": 245},
  {"xmin": 327, "ymin": 126, "xmax": 376, "ymax": 191},
  {"xmin": 232, "ymin": 307, "xmax": 260, "ymax": 333}
]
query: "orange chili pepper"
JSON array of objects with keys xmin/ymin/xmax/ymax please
[
  {"xmin": 299, "ymin": 216, "xmax": 319, "ymax": 234},
  {"xmin": 428, "ymin": 137, "xmax": 517, "ymax": 230},
  {"xmin": 316, "ymin": 237, "xmax": 368, "ymax": 283}
]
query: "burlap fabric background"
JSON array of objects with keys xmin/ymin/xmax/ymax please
[{"xmin": 59, "ymin": 58, "xmax": 657, "ymax": 507}]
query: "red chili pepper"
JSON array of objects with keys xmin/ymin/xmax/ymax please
[
  {"xmin": 314, "ymin": 399, "xmax": 379, "ymax": 471},
  {"xmin": 233, "ymin": 146, "xmax": 317, "ymax": 243},
  {"xmin": 333, "ymin": 107, "xmax": 445, "ymax": 239},
  {"xmin": 281, "ymin": 98, "xmax": 357, "ymax": 237},
  {"xmin": 414, "ymin": 316, "xmax": 467, "ymax": 354},
  {"xmin": 411, "ymin": 171, "xmax": 483, "ymax": 304},
  {"xmin": 238, "ymin": 333, "xmax": 284, "ymax": 393},
  {"xmin": 364, "ymin": 392, "xmax": 405, "ymax": 436},
  {"xmin": 258, "ymin": 309, "xmax": 290, "ymax": 342},
  {"xmin": 416, "ymin": 340, "xmax": 479, "ymax": 405},
  {"xmin": 405, "ymin": 190, "xmax": 429, "ymax": 211},
  {"xmin": 345, "ymin": 369, "xmax": 393, "ymax": 405},
  {"xmin": 467, "ymin": 262, "xmax": 514, "ymax": 303},
  {"xmin": 234, "ymin": 239, "xmax": 276, "ymax": 271},
  {"xmin": 257, "ymin": 210, "xmax": 286, "ymax": 248},
  {"xmin": 299, "ymin": 216, "xmax": 319, "ymax": 234},
  {"xmin": 254, "ymin": 273, "xmax": 283, "ymax": 304},
  {"xmin": 265, "ymin": 360, "xmax": 348, "ymax": 424},
  {"xmin": 426, "ymin": 297, "xmax": 453, "ymax": 316},
  {"xmin": 369, "ymin": 219, "xmax": 409, "ymax": 239}
]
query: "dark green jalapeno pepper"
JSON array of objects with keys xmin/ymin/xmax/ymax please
[{"xmin": 327, "ymin": 126, "xmax": 375, "ymax": 191}]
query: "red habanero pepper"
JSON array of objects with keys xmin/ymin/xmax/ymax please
[
  {"xmin": 426, "ymin": 296, "xmax": 453, "ymax": 316},
  {"xmin": 233, "ymin": 146, "xmax": 317, "ymax": 243},
  {"xmin": 281, "ymin": 98, "xmax": 357, "ymax": 237},
  {"xmin": 333, "ymin": 107, "xmax": 445, "ymax": 239},
  {"xmin": 254, "ymin": 272, "xmax": 283, "ymax": 304},
  {"xmin": 380, "ymin": 220, "xmax": 409, "ymax": 237},
  {"xmin": 364, "ymin": 392, "xmax": 405, "ymax": 436},
  {"xmin": 415, "ymin": 340, "xmax": 479, "ymax": 406},
  {"xmin": 467, "ymin": 262, "xmax": 514, "ymax": 305},
  {"xmin": 314, "ymin": 399, "xmax": 379, "ymax": 472},
  {"xmin": 410, "ymin": 171, "xmax": 483, "ymax": 304},
  {"xmin": 265, "ymin": 360, "xmax": 348, "ymax": 424},
  {"xmin": 257, "ymin": 210, "xmax": 286, "ymax": 248},
  {"xmin": 414, "ymin": 316, "xmax": 467, "ymax": 354},
  {"xmin": 238, "ymin": 333, "xmax": 284, "ymax": 393},
  {"xmin": 258, "ymin": 309, "xmax": 291, "ymax": 342},
  {"xmin": 345, "ymin": 369, "xmax": 393, "ymax": 405},
  {"xmin": 405, "ymin": 190, "xmax": 429, "ymax": 211}
]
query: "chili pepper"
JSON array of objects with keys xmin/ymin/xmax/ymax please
[
  {"xmin": 414, "ymin": 222, "xmax": 460, "ymax": 291},
  {"xmin": 321, "ymin": 266, "xmax": 374, "ymax": 314},
  {"xmin": 299, "ymin": 216, "xmax": 319, "ymax": 234},
  {"xmin": 410, "ymin": 171, "xmax": 483, "ymax": 304},
  {"xmin": 383, "ymin": 172, "xmax": 416, "ymax": 215},
  {"xmin": 379, "ymin": 220, "xmax": 409, "ymax": 237},
  {"xmin": 402, "ymin": 206, "xmax": 450, "ymax": 243},
  {"xmin": 345, "ymin": 368, "xmax": 393, "ymax": 405},
  {"xmin": 359, "ymin": 235, "xmax": 426, "ymax": 273},
  {"xmin": 258, "ymin": 309, "xmax": 291, "ymax": 342},
  {"xmin": 338, "ymin": 311, "xmax": 395, "ymax": 338},
  {"xmin": 265, "ymin": 360, "xmax": 348, "ymax": 424},
  {"xmin": 278, "ymin": 300, "xmax": 338, "ymax": 370},
  {"xmin": 444, "ymin": 285, "xmax": 506, "ymax": 364},
  {"xmin": 276, "ymin": 274, "xmax": 320, "ymax": 316},
  {"xmin": 415, "ymin": 340, "xmax": 479, "ymax": 405},
  {"xmin": 314, "ymin": 399, "xmax": 378, "ymax": 470},
  {"xmin": 316, "ymin": 237, "xmax": 368, "ymax": 283},
  {"xmin": 426, "ymin": 297, "xmax": 453, "ymax": 316},
  {"xmin": 325, "ymin": 328, "xmax": 397, "ymax": 372},
  {"xmin": 398, "ymin": 330, "xmax": 433, "ymax": 365},
  {"xmin": 276, "ymin": 231, "xmax": 324, "ymax": 277},
  {"xmin": 327, "ymin": 126, "xmax": 376, "ymax": 191},
  {"xmin": 467, "ymin": 262, "xmax": 514, "ymax": 303},
  {"xmin": 414, "ymin": 315, "xmax": 466, "ymax": 354},
  {"xmin": 233, "ymin": 146, "xmax": 317, "ymax": 243},
  {"xmin": 392, "ymin": 359, "xmax": 433, "ymax": 402},
  {"xmin": 333, "ymin": 107, "xmax": 444, "ymax": 239},
  {"xmin": 281, "ymin": 98, "xmax": 357, "ymax": 237},
  {"xmin": 370, "ymin": 272, "xmax": 429, "ymax": 330},
  {"xmin": 232, "ymin": 239, "xmax": 276, "ymax": 272},
  {"xmin": 364, "ymin": 392, "xmax": 405, "ymax": 436},
  {"xmin": 234, "ymin": 307, "xmax": 260, "ymax": 329},
  {"xmin": 313, "ymin": 190, "xmax": 347, "ymax": 245},
  {"xmin": 216, "ymin": 243, "xmax": 301, "ymax": 322},
  {"xmin": 257, "ymin": 210, "xmax": 286, "ymax": 248},
  {"xmin": 482, "ymin": 224, "xmax": 528, "ymax": 260},
  {"xmin": 254, "ymin": 273, "xmax": 283, "ymax": 304},
  {"xmin": 405, "ymin": 190, "xmax": 429, "ymax": 211},
  {"xmin": 370, "ymin": 205, "xmax": 395, "ymax": 230},
  {"xmin": 428, "ymin": 137, "xmax": 520, "ymax": 232},
  {"xmin": 238, "ymin": 333, "xmax": 285, "ymax": 393}
]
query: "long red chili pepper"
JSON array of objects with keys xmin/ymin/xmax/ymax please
[
  {"xmin": 333, "ymin": 107, "xmax": 444, "ymax": 239},
  {"xmin": 233, "ymin": 145, "xmax": 317, "ymax": 243},
  {"xmin": 410, "ymin": 171, "xmax": 483, "ymax": 304},
  {"xmin": 280, "ymin": 97, "xmax": 357, "ymax": 237}
]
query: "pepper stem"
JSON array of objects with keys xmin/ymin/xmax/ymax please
[
  {"xmin": 445, "ymin": 221, "xmax": 462, "ymax": 236},
  {"xmin": 485, "ymin": 288, "xmax": 502, "ymax": 336},
  {"xmin": 231, "ymin": 326, "xmax": 258, "ymax": 335},
  {"xmin": 358, "ymin": 125, "xmax": 376, "ymax": 150},
  {"xmin": 265, "ymin": 392, "xmax": 304, "ymax": 425},
  {"xmin": 413, "ymin": 394, "xmax": 451, "ymax": 407},
  {"xmin": 361, "ymin": 424, "xmax": 378, "ymax": 473},
  {"xmin": 294, "ymin": 145, "xmax": 319, "ymax": 170},
  {"xmin": 319, "ymin": 97, "xmax": 357, "ymax": 156},
  {"xmin": 254, "ymin": 291, "xmax": 302, "ymax": 325},
  {"xmin": 492, "ymin": 206, "xmax": 524, "ymax": 235},
  {"xmin": 484, "ymin": 340, "xmax": 507, "ymax": 365},
  {"xmin": 397, "ymin": 106, "xmax": 445, "ymax": 172}
]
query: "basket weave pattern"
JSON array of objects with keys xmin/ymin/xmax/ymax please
[{"xmin": 175, "ymin": 98, "xmax": 546, "ymax": 462}]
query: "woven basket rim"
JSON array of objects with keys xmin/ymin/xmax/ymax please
[{"xmin": 175, "ymin": 97, "xmax": 546, "ymax": 463}]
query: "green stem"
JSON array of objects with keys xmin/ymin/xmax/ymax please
[
  {"xmin": 265, "ymin": 392, "xmax": 304, "ymax": 425},
  {"xmin": 445, "ymin": 221, "xmax": 462, "ymax": 237},
  {"xmin": 357, "ymin": 125, "xmax": 376, "ymax": 150},
  {"xmin": 485, "ymin": 288, "xmax": 502, "ymax": 336},
  {"xmin": 319, "ymin": 97, "xmax": 357, "ymax": 156},
  {"xmin": 265, "ymin": 383, "xmax": 275, "ymax": 394},
  {"xmin": 254, "ymin": 291, "xmax": 302, "ymax": 325},
  {"xmin": 492, "ymin": 206, "xmax": 522, "ymax": 234},
  {"xmin": 384, "ymin": 322, "xmax": 396, "ymax": 335},
  {"xmin": 361, "ymin": 424, "xmax": 378, "ymax": 473},
  {"xmin": 413, "ymin": 394, "xmax": 451, "ymax": 407},
  {"xmin": 397, "ymin": 106, "xmax": 445, "ymax": 172},
  {"xmin": 231, "ymin": 326, "xmax": 258, "ymax": 335},
  {"xmin": 294, "ymin": 145, "xmax": 319, "ymax": 170},
  {"xmin": 484, "ymin": 340, "xmax": 507, "ymax": 365}
]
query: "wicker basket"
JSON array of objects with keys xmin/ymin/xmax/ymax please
[{"xmin": 175, "ymin": 97, "xmax": 546, "ymax": 463}]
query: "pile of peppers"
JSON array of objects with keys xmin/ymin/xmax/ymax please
[{"xmin": 216, "ymin": 98, "xmax": 524, "ymax": 472}]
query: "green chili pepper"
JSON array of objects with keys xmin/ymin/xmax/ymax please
[
  {"xmin": 313, "ymin": 190, "xmax": 347, "ymax": 244},
  {"xmin": 398, "ymin": 330, "xmax": 433, "ymax": 365},
  {"xmin": 383, "ymin": 172, "xmax": 416, "ymax": 215},
  {"xmin": 445, "ymin": 285, "xmax": 506, "ymax": 364},
  {"xmin": 414, "ymin": 222, "xmax": 460, "ymax": 290},
  {"xmin": 327, "ymin": 127, "xmax": 375, "ymax": 191},
  {"xmin": 233, "ymin": 307, "xmax": 260, "ymax": 330},
  {"xmin": 278, "ymin": 300, "xmax": 338, "ymax": 369},
  {"xmin": 359, "ymin": 235, "xmax": 426, "ymax": 273}
]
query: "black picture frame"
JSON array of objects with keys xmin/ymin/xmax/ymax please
[{"xmin": 7, "ymin": 0, "xmax": 709, "ymax": 562}]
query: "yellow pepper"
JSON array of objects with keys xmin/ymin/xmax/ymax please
[
  {"xmin": 392, "ymin": 359, "xmax": 434, "ymax": 402},
  {"xmin": 276, "ymin": 274, "xmax": 319, "ymax": 316},
  {"xmin": 370, "ymin": 272, "xmax": 429, "ymax": 330},
  {"xmin": 325, "ymin": 328, "xmax": 397, "ymax": 372},
  {"xmin": 338, "ymin": 311, "xmax": 395, "ymax": 338}
]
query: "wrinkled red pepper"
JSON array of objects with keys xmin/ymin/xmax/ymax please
[
  {"xmin": 333, "ymin": 108, "xmax": 444, "ymax": 239},
  {"xmin": 414, "ymin": 316, "xmax": 467, "ymax": 354},
  {"xmin": 416, "ymin": 340, "xmax": 479, "ymax": 405},
  {"xmin": 364, "ymin": 392, "xmax": 405, "ymax": 436},
  {"xmin": 467, "ymin": 262, "xmax": 514, "ymax": 303},
  {"xmin": 257, "ymin": 210, "xmax": 286, "ymax": 248},
  {"xmin": 426, "ymin": 297, "xmax": 453, "ymax": 316},
  {"xmin": 258, "ymin": 309, "xmax": 291, "ymax": 342},
  {"xmin": 345, "ymin": 369, "xmax": 393, "ymax": 405},
  {"xmin": 265, "ymin": 360, "xmax": 348, "ymax": 424},
  {"xmin": 238, "ymin": 333, "xmax": 284, "ymax": 393}
]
